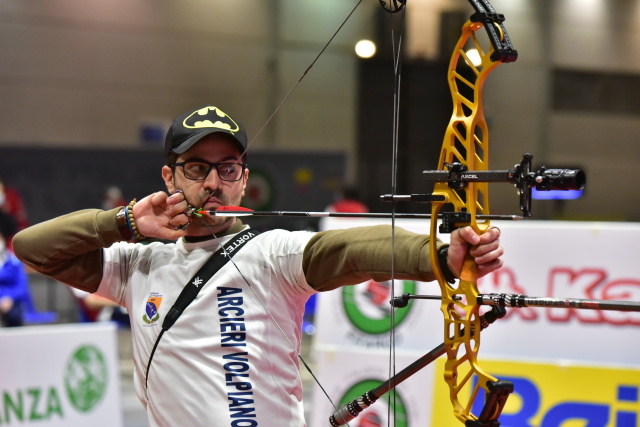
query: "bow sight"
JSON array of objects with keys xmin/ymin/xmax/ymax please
[
  {"xmin": 383, "ymin": 154, "xmax": 586, "ymax": 233},
  {"xmin": 422, "ymin": 153, "xmax": 586, "ymax": 219}
]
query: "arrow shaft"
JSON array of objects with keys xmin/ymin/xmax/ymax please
[{"xmin": 199, "ymin": 210, "xmax": 521, "ymax": 220}]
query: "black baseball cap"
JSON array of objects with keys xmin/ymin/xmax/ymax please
[{"xmin": 164, "ymin": 105, "xmax": 248, "ymax": 160}]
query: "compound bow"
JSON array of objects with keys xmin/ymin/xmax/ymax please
[
  {"xmin": 334, "ymin": 0, "xmax": 522, "ymax": 424},
  {"xmin": 426, "ymin": 2, "xmax": 517, "ymax": 424},
  {"xmin": 386, "ymin": 1, "xmax": 585, "ymax": 425},
  {"xmin": 221, "ymin": 0, "xmax": 583, "ymax": 425}
]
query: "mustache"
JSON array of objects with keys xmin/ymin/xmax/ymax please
[
  {"xmin": 200, "ymin": 187, "xmax": 220, "ymax": 205},
  {"xmin": 196, "ymin": 187, "xmax": 217, "ymax": 202}
]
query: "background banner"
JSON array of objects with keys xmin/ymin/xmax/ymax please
[
  {"xmin": 311, "ymin": 219, "xmax": 640, "ymax": 426},
  {"xmin": 0, "ymin": 323, "xmax": 123, "ymax": 427}
]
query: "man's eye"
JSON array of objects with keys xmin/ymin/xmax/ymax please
[
  {"xmin": 186, "ymin": 163, "xmax": 208, "ymax": 174},
  {"xmin": 221, "ymin": 165, "xmax": 236, "ymax": 175}
]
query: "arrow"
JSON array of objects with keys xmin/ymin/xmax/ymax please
[{"xmin": 196, "ymin": 206, "xmax": 522, "ymax": 220}]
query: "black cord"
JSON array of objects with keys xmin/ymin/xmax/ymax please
[{"xmin": 145, "ymin": 329, "xmax": 165, "ymax": 389}]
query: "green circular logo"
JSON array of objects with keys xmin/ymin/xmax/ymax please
[
  {"xmin": 342, "ymin": 280, "xmax": 417, "ymax": 334},
  {"xmin": 64, "ymin": 345, "xmax": 108, "ymax": 412},
  {"xmin": 338, "ymin": 379, "xmax": 409, "ymax": 427}
]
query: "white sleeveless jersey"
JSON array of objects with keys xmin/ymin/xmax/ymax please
[{"xmin": 97, "ymin": 226, "xmax": 316, "ymax": 426}]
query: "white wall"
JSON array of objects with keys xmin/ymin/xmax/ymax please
[
  {"xmin": 0, "ymin": 0, "xmax": 376, "ymax": 159},
  {"xmin": 1, "ymin": 0, "xmax": 639, "ymax": 220},
  {"xmin": 407, "ymin": 0, "xmax": 640, "ymax": 221}
]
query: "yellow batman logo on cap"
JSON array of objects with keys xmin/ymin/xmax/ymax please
[{"xmin": 183, "ymin": 106, "xmax": 240, "ymax": 134}]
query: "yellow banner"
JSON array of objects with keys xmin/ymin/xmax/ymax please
[{"xmin": 432, "ymin": 359, "xmax": 640, "ymax": 427}]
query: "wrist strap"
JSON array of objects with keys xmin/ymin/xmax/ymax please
[{"xmin": 438, "ymin": 245, "xmax": 457, "ymax": 284}]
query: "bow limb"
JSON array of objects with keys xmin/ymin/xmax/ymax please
[{"xmin": 428, "ymin": 6, "xmax": 515, "ymax": 425}]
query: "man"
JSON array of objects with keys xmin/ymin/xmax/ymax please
[{"xmin": 13, "ymin": 105, "xmax": 503, "ymax": 426}]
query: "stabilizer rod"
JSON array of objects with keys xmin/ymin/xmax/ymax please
[
  {"xmin": 478, "ymin": 293, "xmax": 640, "ymax": 312},
  {"xmin": 328, "ymin": 306, "xmax": 507, "ymax": 426}
]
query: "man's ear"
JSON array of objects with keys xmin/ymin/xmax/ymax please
[
  {"xmin": 242, "ymin": 167, "xmax": 249, "ymax": 192},
  {"xmin": 162, "ymin": 166, "xmax": 175, "ymax": 194}
]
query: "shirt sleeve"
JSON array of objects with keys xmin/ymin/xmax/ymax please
[
  {"xmin": 302, "ymin": 224, "xmax": 444, "ymax": 291},
  {"xmin": 11, "ymin": 207, "xmax": 126, "ymax": 292}
]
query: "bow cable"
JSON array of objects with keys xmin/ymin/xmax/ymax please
[
  {"xmin": 238, "ymin": 0, "xmax": 364, "ymax": 160},
  {"xmin": 195, "ymin": 1, "xmax": 412, "ymax": 424},
  {"xmin": 200, "ymin": 2, "xmax": 371, "ymax": 425},
  {"xmin": 387, "ymin": 2, "xmax": 408, "ymax": 425}
]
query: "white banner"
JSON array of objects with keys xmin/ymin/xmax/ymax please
[
  {"xmin": 308, "ymin": 348, "xmax": 437, "ymax": 427},
  {"xmin": 0, "ymin": 323, "xmax": 123, "ymax": 427},
  {"xmin": 311, "ymin": 218, "xmax": 640, "ymax": 426}
]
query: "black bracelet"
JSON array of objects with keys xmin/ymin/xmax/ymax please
[{"xmin": 437, "ymin": 245, "xmax": 457, "ymax": 284}]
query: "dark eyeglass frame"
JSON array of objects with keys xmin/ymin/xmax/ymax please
[{"xmin": 172, "ymin": 161, "xmax": 247, "ymax": 182}]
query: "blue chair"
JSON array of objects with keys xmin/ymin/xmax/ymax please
[{"xmin": 23, "ymin": 290, "xmax": 58, "ymax": 325}]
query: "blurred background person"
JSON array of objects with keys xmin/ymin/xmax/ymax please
[
  {"xmin": 101, "ymin": 185, "xmax": 127, "ymax": 211},
  {"xmin": 0, "ymin": 176, "xmax": 29, "ymax": 248},
  {"xmin": 0, "ymin": 211, "xmax": 28, "ymax": 327},
  {"xmin": 71, "ymin": 287, "xmax": 131, "ymax": 328},
  {"xmin": 325, "ymin": 185, "xmax": 369, "ymax": 214}
]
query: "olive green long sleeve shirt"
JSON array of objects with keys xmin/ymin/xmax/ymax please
[{"xmin": 13, "ymin": 208, "xmax": 445, "ymax": 293}]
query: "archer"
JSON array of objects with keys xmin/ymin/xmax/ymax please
[{"xmin": 12, "ymin": 104, "xmax": 504, "ymax": 426}]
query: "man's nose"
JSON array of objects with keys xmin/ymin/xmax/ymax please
[{"xmin": 203, "ymin": 168, "xmax": 222, "ymax": 189}]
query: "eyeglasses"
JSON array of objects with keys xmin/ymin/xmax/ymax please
[{"xmin": 173, "ymin": 161, "xmax": 247, "ymax": 182}]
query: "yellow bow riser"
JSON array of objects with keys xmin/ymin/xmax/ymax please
[{"xmin": 429, "ymin": 18, "xmax": 510, "ymax": 426}]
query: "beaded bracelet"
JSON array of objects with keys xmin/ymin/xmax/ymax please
[{"xmin": 126, "ymin": 199, "xmax": 145, "ymax": 240}]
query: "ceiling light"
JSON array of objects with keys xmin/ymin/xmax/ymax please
[{"xmin": 355, "ymin": 40, "xmax": 376, "ymax": 59}]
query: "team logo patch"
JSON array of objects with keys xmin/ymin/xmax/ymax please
[{"xmin": 143, "ymin": 293, "xmax": 163, "ymax": 325}]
